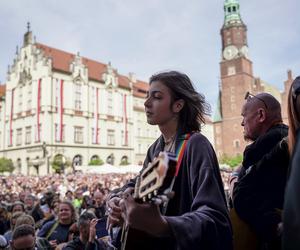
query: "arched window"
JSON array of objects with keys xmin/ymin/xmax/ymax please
[{"xmin": 73, "ymin": 155, "xmax": 82, "ymax": 166}]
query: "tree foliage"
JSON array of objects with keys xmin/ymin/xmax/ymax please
[
  {"xmin": 88, "ymin": 158, "xmax": 104, "ymax": 166},
  {"xmin": 120, "ymin": 157, "xmax": 130, "ymax": 166},
  {"xmin": 51, "ymin": 155, "xmax": 71, "ymax": 173},
  {"xmin": 0, "ymin": 157, "xmax": 15, "ymax": 173},
  {"xmin": 219, "ymin": 154, "xmax": 243, "ymax": 168}
]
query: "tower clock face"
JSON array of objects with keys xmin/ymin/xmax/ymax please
[
  {"xmin": 223, "ymin": 45, "xmax": 238, "ymax": 60},
  {"xmin": 240, "ymin": 45, "xmax": 249, "ymax": 59}
]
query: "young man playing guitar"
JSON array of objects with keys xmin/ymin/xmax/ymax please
[{"xmin": 106, "ymin": 71, "xmax": 233, "ymax": 250}]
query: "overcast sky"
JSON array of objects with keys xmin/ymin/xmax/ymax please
[{"xmin": 0, "ymin": 0, "xmax": 299, "ymax": 114}]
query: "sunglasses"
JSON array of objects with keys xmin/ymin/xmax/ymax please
[
  {"xmin": 244, "ymin": 91, "xmax": 268, "ymax": 109},
  {"xmin": 292, "ymin": 76, "xmax": 300, "ymax": 100}
]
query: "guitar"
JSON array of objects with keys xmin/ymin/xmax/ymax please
[{"xmin": 116, "ymin": 151, "xmax": 177, "ymax": 250}]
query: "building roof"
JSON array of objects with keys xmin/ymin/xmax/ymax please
[
  {"xmin": 36, "ymin": 43, "xmax": 148, "ymax": 93},
  {"xmin": 213, "ymin": 91, "xmax": 223, "ymax": 122},
  {"xmin": 0, "ymin": 84, "xmax": 6, "ymax": 98},
  {"xmin": 133, "ymin": 80, "xmax": 149, "ymax": 98}
]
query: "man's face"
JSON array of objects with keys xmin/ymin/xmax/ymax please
[
  {"xmin": 24, "ymin": 197, "xmax": 34, "ymax": 209},
  {"xmin": 93, "ymin": 192, "xmax": 104, "ymax": 206},
  {"xmin": 12, "ymin": 235, "xmax": 35, "ymax": 250},
  {"xmin": 241, "ymin": 103, "xmax": 261, "ymax": 141}
]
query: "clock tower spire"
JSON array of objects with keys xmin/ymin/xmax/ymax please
[
  {"xmin": 221, "ymin": 0, "xmax": 249, "ymax": 61},
  {"xmin": 214, "ymin": 0, "xmax": 255, "ymax": 158}
]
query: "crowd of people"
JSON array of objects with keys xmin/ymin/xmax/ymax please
[{"xmin": 0, "ymin": 71, "xmax": 299, "ymax": 250}]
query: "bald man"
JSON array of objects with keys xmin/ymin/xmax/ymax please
[{"xmin": 230, "ymin": 92, "xmax": 289, "ymax": 250}]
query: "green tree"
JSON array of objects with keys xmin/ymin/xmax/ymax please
[
  {"xmin": 120, "ymin": 157, "xmax": 130, "ymax": 166},
  {"xmin": 51, "ymin": 155, "xmax": 71, "ymax": 173},
  {"xmin": 220, "ymin": 154, "xmax": 243, "ymax": 168},
  {"xmin": 0, "ymin": 157, "xmax": 15, "ymax": 173},
  {"xmin": 88, "ymin": 158, "xmax": 104, "ymax": 166}
]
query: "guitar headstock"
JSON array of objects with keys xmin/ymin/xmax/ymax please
[{"xmin": 133, "ymin": 152, "xmax": 177, "ymax": 202}]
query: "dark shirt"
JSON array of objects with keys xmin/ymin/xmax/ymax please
[
  {"xmin": 122, "ymin": 132, "xmax": 233, "ymax": 250},
  {"xmin": 233, "ymin": 124, "xmax": 289, "ymax": 249},
  {"xmin": 38, "ymin": 220, "xmax": 71, "ymax": 244},
  {"xmin": 283, "ymin": 129, "xmax": 300, "ymax": 250},
  {"xmin": 239, "ymin": 123, "xmax": 288, "ymax": 179},
  {"xmin": 62, "ymin": 237, "xmax": 106, "ymax": 250}
]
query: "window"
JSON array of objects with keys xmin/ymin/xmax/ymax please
[
  {"xmin": 107, "ymin": 89, "xmax": 113, "ymax": 115},
  {"xmin": 228, "ymin": 66, "xmax": 236, "ymax": 76},
  {"xmin": 55, "ymin": 124, "xmax": 65, "ymax": 142},
  {"xmin": 7, "ymin": 130, "xmax": 13, "ymax": 146},
  {"xmin": 121, "ymin": 130, "xmax": 124, "ymax": 145},
  {"xmin": 74, "ymin": 82, "xmax": 82, "ymax": 110},
  {"xmin": 107, "ymin": 129, "xmax": 115, "ymax": 145},
  {"xmin": 55, "ymin": 80, "xmax": 59, "ymax": 108},
  {"xmin": 138, "ymin": 144, "xmax": 141, "ymax": 154},
  {"xmin": 91, "ymin": 87, "xmax": 95, "ymax": 109},
  {"xmin": 91, "ymin": 128, "xmax": 99, "ymax": 144},
  {"xmin": 74, "ymin": 126, "xmax": 83, "ymax": 143},
  {"xmin": 35, "ymin": 124, "xmax": 42, "ymax": 142},
  {"xmin": 233, "ymin": 139, "xmax": 240, "ymax": 148},
  {"xmin": 25, "ymin": 126, "xmax": 31, "ymax": 144},
  {"xmin": 16, "ymin": 128, "xmax": 22, "ymax": 146},
  {"xmin": 27, "ymin": 85, "xmax": 32, "ymax": 110},
  {"xmin": 18, "ymin": 87, "xmax": 23, "ymax": 113}
]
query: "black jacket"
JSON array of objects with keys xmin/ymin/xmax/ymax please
[
  {"xmin": 283, "ymin": 129, "xmax": 300, "ymax": 250},
  {"xmin": 63, "ymin": 237, "xmax": 106, "ymax": 250},
  {"xmin": 233, "ymin": 138, "xmax": 290, "ymax": 246}
]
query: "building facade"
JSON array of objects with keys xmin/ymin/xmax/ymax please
[
  {"xmin": 214, "ymin": 0, "xmax": 294, "ymax": 158},
  {"xmin": 0, "ymin": 27, "xmax": 162, "ymax": 175}
]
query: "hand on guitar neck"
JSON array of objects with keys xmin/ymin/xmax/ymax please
[
  {"xmin": 106, "ymin": 186, "xmax": 135, "ymax": 230},
  {"xmin": 119, "ymin": 191, "xmax": 171, "ymax": 237}
]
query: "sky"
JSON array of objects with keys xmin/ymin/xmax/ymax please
[{"xmin": 0, "ymin": 0, "xmax": 299, "ymax": 115}]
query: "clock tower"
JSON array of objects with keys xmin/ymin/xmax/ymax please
[{"xmin": 214, "ymin": 0, "xmax": 258, "ymax": 157}]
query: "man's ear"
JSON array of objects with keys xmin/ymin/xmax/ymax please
[
  {"xmin": 258, "ymin": 108, "xmax": 266, "ymax": 122},
  {"xmin": 172, "ymin": 99, "xmax": 185, "ymax": 113}
]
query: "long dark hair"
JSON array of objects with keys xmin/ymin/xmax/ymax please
[
  {"xmin": 288, "ymin": 76, "xmax": 300, "ymax": 155},
  {"xmin": 149, "ymin": 71, "xmax": 210, "ymax": 133}
]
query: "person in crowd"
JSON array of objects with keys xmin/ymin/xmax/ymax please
[
  {"xmin": 93, "ymin": 190, "xmax": 106, "ymax": 219},
  {"xmin": 65, "ymin": 191, "xmax": 73, "ymax": 203},
  {"xmin": 0, "ymin": 235, "xmax": 8, "ymax": 250},
  {"xmin": 10, "ymin": 225, "xmax": 36, "ymax": 250},
  {"xmin": 73, "ymin": 189, "xmax": 83, "ymax": 213},
  {"xmin": 106, "ymin": 71, "xmax": 233, "ymax": 250},
  {"xmin": 230, "ymin": 92, "xmax": 289, "ymax": 250},
  {"xmin": 0, "ymin": 206, "xmax": 9, "ymax": 235},
  {"xmin": 4, "ymin": 212, "xmax": 25, "ymax": 242},
  {"xmin": 38, "ymin": 201, "xmax": 77, "ymax": 249},
  {"xmin": 283, "ymin": 76, "xmax": 300, "ymax": 250},
  {"xmin": 24, "ymin": 195, "xmax": 35, "ymax": 215},
  {"xmin": 15, "ymin": 214, "xmax": 52, "ymax": 250},
  {"xmin": 63, "ymin": 212, "xmax": 106, "ymax": 250},
  {"xmin": 11, "ymin": 202, "xmax": 25, "ymax": 214}
]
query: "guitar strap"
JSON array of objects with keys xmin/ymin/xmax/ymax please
[
  {"xmin": 175, "ymin": 133, "xmax": 191, "ymax": 176},
  {"xmin": 161, "ymin": 133, "xmax": 191, "ymax": 215}
]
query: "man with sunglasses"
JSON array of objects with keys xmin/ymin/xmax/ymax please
[{"xmin": 230, "ymin": 92, "xmax": 289, "ymax": 250}]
